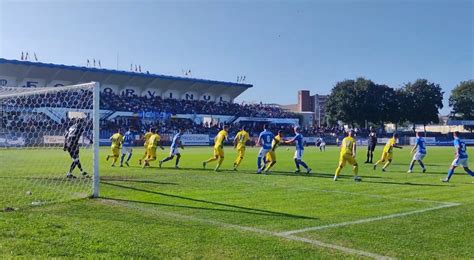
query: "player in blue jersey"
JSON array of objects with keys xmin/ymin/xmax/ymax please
[
  {"xmin": 120, "ymin": 128, "xmax": 134, "ymax": 167},
  {"xmin": 159, "ymin": 129, "xmax": 184, "ymax": 169},
  {"xmin": 285, "ymin": 126, "xmax": 312, "ymax": 174},
  {"xmin": 256, "ymin": 125, "xmax": 275, "ymax": 173},
  {"xmin": 442, "ymin": 131, "xmax": 474, "ymax": 182},
  {"xmin": 407, "ymin": 132, "xmax": 427, "ymax": 173}
]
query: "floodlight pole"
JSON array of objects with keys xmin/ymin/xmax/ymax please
[{"xmin": 92, "ymin": 82, "xmax": 100, "ymax": 198}]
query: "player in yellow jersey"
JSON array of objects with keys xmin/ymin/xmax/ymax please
[
  {"xmin": 334, "ymin": 130, "xmax": 361, "ymax": 182},
  {"xmin": 139, "ymin": 127, "xmax": 154, "ymax": 165},
  {"xmin": 143, "ymin": 129, "xmax": 164, "ymax": 168},
  {"xmin": 106, "ymin": 129, "xmax": 124, "ymax": 167},
  {"xmin": 232, "ymin": 126, "xmax": 250, "ymax": 170},
  {"xmin": 373, "ymin": 133, "xmax": 403, "ymax": 172},
  {"xmin": 264, "ymin": 130, "xmax": 283, "ymax": 173},
  {"xmin": 203, "ymin": 125, "xmax": 229, "ymax": 171}
]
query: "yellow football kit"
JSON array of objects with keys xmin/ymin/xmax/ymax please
[
  {"xmin": 380, "ymin": 137, "xmax": 396, "ymax": 161},
  {"xmin": 234, "ymin": 130, "xmax": 250, "ymax": 167},
  {"xmin": 266, "ymin": 135, "xmax": 281, "ymax": 162},
  {"xmin": 213, "ymin": 130, "xmax": 228, "ymax": 157},
  {"xmin": 204, "ymin": 129, "xmax": 228, "ymax": 171},
  {"xmin": 374, "ymin": 137, "xmax": 398, "ymax": 171},
  {"xmin": 141, "ymin": 131, "xmax": 154, "ymax": 161},
  {"xmin": 339, "ymin": 136, "xmax": 357, "ymax": 167},
  {"xmin": 146, "ymin": 133, "xmax": 161, "ymax": 161},
  {"xmin": 110, "ymin": 133, "xmax": 124, "ymax": 157},
  {"xmin": 107, "ymin": 132, "xmax": 124, "ymax": 165},
  {"xmin": 335, "ymin": 136, "xmax": 359, "ymax": 178}
]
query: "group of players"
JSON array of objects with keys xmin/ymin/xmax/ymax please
[
  {"xmin": 63, "ymin": 120, "xmax": 473, "ymax": 183},
  {"xmin": 201, "ymin": 124, "xmax": 312, "ymax": 174},
  {"xmin": 106, "ymin": 127, "xmax": 184, "ymax": 169},
  {"xmin": 103, "ymin": 124, "xmax": 312, "ymax": 175},
  {"xmin": 337, "ymin": 127, "xmax": 473, "ymax": 182}
]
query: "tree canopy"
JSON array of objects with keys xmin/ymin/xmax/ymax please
[
  {"xmin": 325, "ymin": 78, "xmax": 444, "ymax": 128},
  {"xmin": 449, "ymin": 80, "xmax": 474, "ymax": 120}
]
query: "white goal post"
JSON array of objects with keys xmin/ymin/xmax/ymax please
[{"xmin": 0, "ymin": 82, "xmax": 100, "ymax": 211}]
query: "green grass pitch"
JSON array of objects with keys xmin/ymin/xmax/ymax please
[{"xmin": 1, "ymin": 145, "xmax": 473, "ymax": 258}]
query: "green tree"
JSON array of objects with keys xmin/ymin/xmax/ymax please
[
  {"xmin": 371, "ymin": 84, "xmax": 398, "ymax": 125},
  {"xmin": 384, "ymin": 88, "xmax": 409, "ymax": 130},
  {"xmin": 401, "ymin": 79, "xmax": 444, "ymax": 131},
  {"xmin": 326, "ymin": 78, "xmax": 398, "ymax": 127},
  {"xmin": 325, "ymin": 79, "xmax": 359, "ymax": 127},
  {"xmin": 353, "ymin": 78, "xmax": 377, "ymax": 125},
  {"xmin": 449, "ymin": 80, "xmax": 474, "ymax": 120}
]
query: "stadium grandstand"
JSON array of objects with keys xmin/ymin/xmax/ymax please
[{"xmin": 0, "ymin": 58, "xmax": 304, "ymax": 145}]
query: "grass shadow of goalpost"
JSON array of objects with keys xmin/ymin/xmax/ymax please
[{"xmin": 101, "ymin": 181, "xmax": 319, "ymax": 220}]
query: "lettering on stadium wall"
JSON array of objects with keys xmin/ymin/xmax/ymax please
[
  {"xmin": 0, "ymin": 76, "xmax": 16, "ymax": 87},
  {"xmin": 0, "ymin": 74, "xmax": 234, "ymax": 102},
  {"xmin": 103, "ymin": 87, "xmax": 114, "ymax": 94},
  {"xmin": 181, "ymin": 92, "xmax": 197, "ymax": 100},
  {"xmin": 0, "ymin": 79, "xmax": 7, "ymax": 86},
  {"xmin": 0, "ymin": 77, "xmax": 70, "ymax": 88},
  {"xmin": 141, "ymin": 88, "xmax": 161, "ymax": 99},
  {"xmin": 121, "ymin": 89, "xmax": 136, "ymax": 97}
]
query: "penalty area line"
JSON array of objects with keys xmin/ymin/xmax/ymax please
[
  {"xmin": 279, "ymin": 202, "xmax": 460, "ymax": 236},
  {"xmin": 99, "ymin": 198, "xmax": 393, "ymax": 260}
]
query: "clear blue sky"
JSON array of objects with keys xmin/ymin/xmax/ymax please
[{"xmin": 0, "ymin": 0, "xmax": 472, "ymax": 114}]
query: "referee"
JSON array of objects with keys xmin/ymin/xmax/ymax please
[{"xmin": 365, "ymin": 126, "xmax": 377, "ymax": 164}]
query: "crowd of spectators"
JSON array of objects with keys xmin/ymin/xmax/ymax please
[
  {"xmin": 3, "ymin": 91, "xmax": 296, "ymax": 119},
  {"xmin": 3, "ymin": 112, "xmax": 64, "ymax": 133},
  {"xmin": 99, "ymin": 118, "xmax": 347, "ymax": 139},
  {"xmin": 100, "ymin": 92, "xmax": 296, "ymax": 118}
]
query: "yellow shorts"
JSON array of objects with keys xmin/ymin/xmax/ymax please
[
  {"xmin": 147, "ymin": 147, "xmax": 157, "ymax": 159},
  {"xmin": 214, "ymin": 146, "xmax": 224, "ymax": 157},
  {"xmin": 237, "ymin": 146, "xmax": 246, "ymax": 158},
  {"xmin": 111, "ymin": 147, "xmax": 120, "ymax": 157},
  {"xmin": 339, "ymin": 153, "xmax": 357, "ymax": 167},
  {"xmin": 266, "ymin": 150, "xmax": 276, "ymax": 162},
  {"xmin": 380, "ymin": 151, "xmax": 393, "ymax": 162}
]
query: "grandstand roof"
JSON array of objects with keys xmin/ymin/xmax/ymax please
[{"xmin": 0, "ymin": 58, "xmax": 252, "ymax": 100}]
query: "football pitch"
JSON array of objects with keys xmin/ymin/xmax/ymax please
[{"xmin": 1, "ymin": 145, "xmax": 473, "ymax": 258}]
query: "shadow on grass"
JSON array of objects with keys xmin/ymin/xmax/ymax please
[
  {"xmin": 420, "ymin": 164, "xmax": 452, "ymax": 167},
  {"xmin": 101, "ymin": 181, "xmax": 318, "ymax": 220},
  {"xmin": 411, "ymin": 172, "xmax": 447, "ymax": 175},
  {"xmin": 100, "ymin": 176, "xmax": 178, "ymax": 186},
  {"xmin": 175, "ymin": 167, "xmax": 383, "ymax": 179},
  {"xmin": 388, "ymin": 163, "xmax": 450, "ymax": 167},
  {"xmin": 363, "ymin": 180, "xmax": 447, "ymax": 187},
  {"xmin": 421, "ymin": 171, "xmax": 474, "ymax": 177}
]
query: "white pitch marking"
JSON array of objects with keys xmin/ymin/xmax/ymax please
[
  {"xmin": 100, "ymin": 199, "xmax": 393, "ymax": 260},
  {"xmin": 279, "ymin": 202, "xmax": 460, "ymax": 236}
]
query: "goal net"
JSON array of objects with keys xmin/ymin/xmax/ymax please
[{"xmin": 0, "ymin": 82, "xmax": 100, "ymax": 211}]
